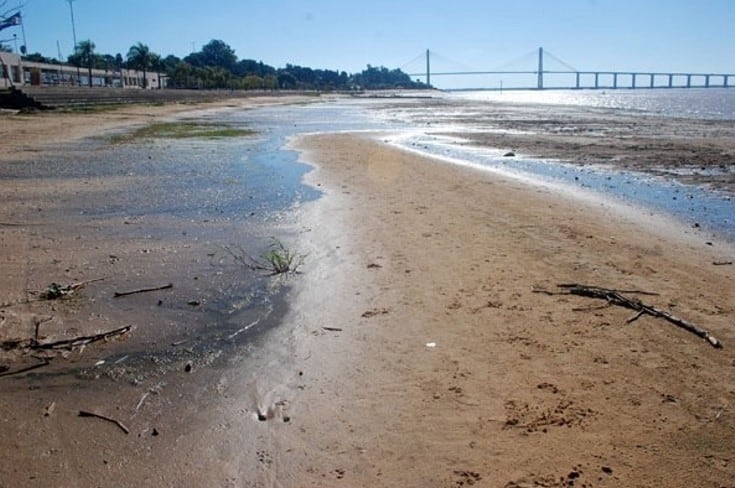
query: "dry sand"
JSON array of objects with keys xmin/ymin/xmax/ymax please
[{"xmin": 1, "ymin": 97, "xmax": 734, "ymax": 487}]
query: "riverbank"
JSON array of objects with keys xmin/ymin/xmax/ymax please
[{"xmin": 0, "ymin": 97, "xmax": 734, "ymax": 487}]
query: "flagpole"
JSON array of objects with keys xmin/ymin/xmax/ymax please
[
  {"xmin": 20, "ymin": 12, "xmax": 27, "ymax": 54},
  {"xmin": 66, "ymin": 0, "xmax": 80, "ymax": 85}
]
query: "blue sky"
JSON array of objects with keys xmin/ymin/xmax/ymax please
[{"xmin": 2, "ymin": 0, "xmax": 734, "ymax": 89}]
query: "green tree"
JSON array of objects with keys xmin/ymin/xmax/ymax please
[
  {"xmin": 243, "ymin": 74, "xmax": 263, "ymax": 90},
  {"xmin": 263, "ymin": 74, "xmax": 278, "ymax": 90},
  {"xmin": 126, "ymin": 42, "xmax": 153, "ymax": 88},
  {"xmin": 23, "ymin": 52, "xmax": 56, "ymax": 63},
  {"xmin": 185, "ymin": 39, "xmax": 237, "ymax": 71},
  {"xmin": 167, "ymin": 61, "xmax": 194, "ymax": 88},
  {"xmin": 74, "ymin": 40, "xmax": 97, "ymax": 87},
  {"xmin": 149, "ymin": 53, "xmax": 163, "ymax": 88}
]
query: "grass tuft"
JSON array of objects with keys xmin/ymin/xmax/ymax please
[{"xmin": 224, "ymin": 238, "xmax": 306, "ymax": 276}]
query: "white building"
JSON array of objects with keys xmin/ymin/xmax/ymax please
[{"xmin": 0, "ymin": 52, "xmax": 165, "ymax": 89}]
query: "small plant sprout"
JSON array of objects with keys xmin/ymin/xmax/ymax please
[{"xmin": 224, "ymin": 238, "xmax": 306, "ymax": 276}]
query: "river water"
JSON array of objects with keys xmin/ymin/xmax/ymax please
[
  {"xmin": 451, "ymin": 88, "xmax": 735, "ymax": 120},
  {"xmin": 223, "ymin": 89, "xmax": 734, "ymax": 242}
]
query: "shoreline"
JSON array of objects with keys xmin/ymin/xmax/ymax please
[
  {"xmin": 0, "ymin": 98, "xmax": 733, "ymax": 486},
  {"xmin": 389, "ymin": 134, "xmax": 735, "ymax": 246}
]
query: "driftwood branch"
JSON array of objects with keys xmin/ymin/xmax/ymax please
[
  {"xmin": 1, "ymin": 325, "xmax": 133, "ymax": 352},
  {"xmin": 533, "ymin": 284, "xmax": 722, "ymax": 349},
  {"xmin": 78, "ymin": 410, "xmax": 130, "ymax": 434},
  {"xmin": 32, "ymin": 325, "xmax": 133, "ymax": 350},
  {"xmin": 114, "ymin": 283, "xmax": 173, "ymax": 297}
]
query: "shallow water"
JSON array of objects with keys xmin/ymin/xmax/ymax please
[
  {"xmin": 212, "ymin": 95, "xmax": 734, "ymax": 241},
  {"xmin": 388, "ymin": 130, "xmax": 734, "ymax": 241}
]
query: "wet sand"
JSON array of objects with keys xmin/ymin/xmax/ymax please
[
  {"xmin": 378, "ymin": 97, "xmax": 735, "ymax": 193},
  {"xmin": 1, "ymin": 97, "xmax": 735, "ymax": 487}
]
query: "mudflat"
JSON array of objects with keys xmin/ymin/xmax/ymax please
[{"xmin": 1, "ymin": 97, "xmax": 734, "ymax": 487}]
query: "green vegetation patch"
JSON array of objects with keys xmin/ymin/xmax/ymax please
[{"xmin": 112, "ymin": 121, "xmax": 255, "ymax": 142}]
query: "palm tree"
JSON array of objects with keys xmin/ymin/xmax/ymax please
[
  {"xmin": 126, "ymin": 42, "xmax": 152, "ymax": 88},
  {"xmin": 149, "ymin": 53, "xmax": 163, "ymax": 88},
  {"xmin": 75, "ymin": 40, "xmax": 96, "ymax": 87}
]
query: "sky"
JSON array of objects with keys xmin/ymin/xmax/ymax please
[{"xmin": 2, "ymin": 0, "xmax": 734, "ymax": 89}]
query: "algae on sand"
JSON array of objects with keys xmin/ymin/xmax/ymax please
[{"xmin": 111, "ymin": 120, "xmax": 255, "ymax": 142}]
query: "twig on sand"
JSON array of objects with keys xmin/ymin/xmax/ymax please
[
  {"xmin": 31, "ymin": 325, "xmax": 133, "ymax": 350},
  {"xmin": 114, "ymin": 283, "xmax": 173, "ymax": 297},
  {"xmin": 78, "ymin": 410, "xmax": 130, "ymax": 434},
  {"xmin": 1, "ymin": 325, "xmax": 133, "ymax": 352},
  {"xmin": 134, "ymin": 391, "xmax": 150, "ymax": 415},
  {"xmin": 34, "ymin": 316, "xmax": 54, "ymax": 341},
  {"xmin": 0, "ymin": 358, "xmax": 50, "ymax": 378},
  {"xmin": 533, "ymin": 283, "xmax": 722, "ymax": 349},
  {"xmin": 0, "ymin": 222, "xmax": 29, "ymax": 227}
]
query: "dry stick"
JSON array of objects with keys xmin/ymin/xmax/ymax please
[
  {"xmin": 536, "ymin": 284, "xmax": 722, "ymax": 349},
  {"xmin": 34, "ymin": 316, "xmax": 54, "ymax": 341},
  {"xmin": 133, "ymin": 391, "xmax": 150, "ymax": 415},
  {"xmin": 0, "ymin": 358, "xmax": 50, "ymax": 378},
  {"xmin": 78, "ymin": 410, "xmax": 130, "ymax": 434},
  {"xmin": 31, "ymin": 325, "xmax": 133, "ymax": 350},
  {"xmin": 557, "ymin": 283, "xmax": 660, "ymax": 296},
  {"xmin": 114, "ymin": 283, "xmax": 173, "ymax": 298}
]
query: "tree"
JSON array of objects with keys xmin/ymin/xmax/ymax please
[
  {"xmin": 73, "ymin": 40, "xmax": 97, "ymax": 87},
  {"xmin": 167, "ymin": 60, "xmax": 193, "ymax": 88},
  {"xmin": 23, "ymin": 52, "xmax": 57, "ymax": 64},
  {"xmin": 126, "ymin": 42, "xmax": 153, "ymax": 88},
  {"xmin": 243, "ymin": 74, "xmax": 263, "ymax": 90},
  {"xmin": 149, "ymin": 53, "xmax": 163, "ymax": 88},
  {"xmin": 185, "ymin": 39, "xmax": 236, "ymax": 71}
]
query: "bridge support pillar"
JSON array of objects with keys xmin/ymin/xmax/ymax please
[
  {"xmin": 575, "ymin": 72, "xmax": 580, "ymax": 89},
  {"xmin": 687, "ymin": 74, "xmax": 692, "ymax": 88},
  {"xmin": 425, "ymin": 49, "xmax": 431, "ymax": 87},
  {"xmin": 705, "ymin": 74, "xmax": 710, "ymax": 88},
  {"xmin": 650, "ymin": 73, "xmax": 655, "ymax": 88},
  {"xmin": 613, "ymin": 73, "xmax": 618, "ymax": 88},
  {"xmin": 726, "ymin": 75, "xmax": 730, "ymax": 88},
  {"xmin": 632, "ymin": 73, "xmax": 637, "ymax": 89},
  {"xmin": 537, "ymin": 47, "xmax": 544, "ymax": 89},
  {"xmin": 594, "ymin": 72, "xmax": 599, "ymax": 89},
  {"xmin": 668, "ymin": 74, "xmax": 673, "ymax": 88}
]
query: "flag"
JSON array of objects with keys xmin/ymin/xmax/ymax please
[{"xmin": 0, "ymin": 12, "xmax": 21, "ymax": 33}]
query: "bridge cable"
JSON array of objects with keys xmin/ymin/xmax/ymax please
[
  {"xmin": 399, "ymin": 51, "xmax": 428, "ymax": 72},
  {"xmin": 543, "ymin": 50, "xmax": 578, "ymax": 72},
  {"xmin": 492, "ymin": 49, "xmax": 539, "ymax": 71},
  {"xmin": 428, "ymin": 50, "xmax": 474, "ymax": 73}
]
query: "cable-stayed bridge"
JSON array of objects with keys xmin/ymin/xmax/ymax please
[{"xmin": 404, "ymin": 48, "xmax": 735, "ymax": 91}]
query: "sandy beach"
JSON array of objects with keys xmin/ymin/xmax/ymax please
[{"xmin": 1, "ymin": 96, "xmax": 734, "ymax": 487}]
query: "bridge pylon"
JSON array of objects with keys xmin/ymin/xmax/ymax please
[{"xmin": 537, "ymin": 47, "xmax": 544, "ymax": 90}]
